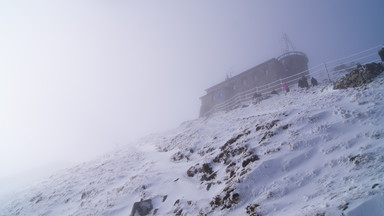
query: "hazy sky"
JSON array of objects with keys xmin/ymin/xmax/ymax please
[{"xmin": 1, "ymin": 0, "xmax": 383, "ymax": 178}]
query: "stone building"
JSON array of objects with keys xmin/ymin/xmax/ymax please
[{"xmin": 199, "ymin": 51, "xmax": 309, "ymax": 117}]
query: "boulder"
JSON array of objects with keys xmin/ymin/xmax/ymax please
[{"xmin": 130, "ymin": 199, "xmax": 153, "ymax": 216}]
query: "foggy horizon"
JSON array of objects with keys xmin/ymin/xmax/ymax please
[{"xmin": 1, "ymin": 0, "xmax": 384, "ymax": 182}]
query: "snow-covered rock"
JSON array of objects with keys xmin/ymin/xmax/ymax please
[{"xmin": 333, "ymin": 62, "xmax": 384, "ymax": 89}]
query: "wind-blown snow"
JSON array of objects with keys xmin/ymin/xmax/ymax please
[{"xmin": 1, "ymin": 73, "xmax": 384, "ymax": 216}]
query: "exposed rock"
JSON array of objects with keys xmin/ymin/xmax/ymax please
[
  {"xmin": 171, "ymin": 151, "xmax": 185, "ymax": 161},
  {"xmin": 174, "ymin": 199, "xmax": 180, "ymax": 206},
  {"xmin": 213, "ymin": 131, "xmax": 250, "ymax": 164},
  {"xmin": 246, "ymin": 203, "xmax": 261, "ymax": 216},
  {"xmin": 378, "ymin": 48, "xmax": 384, "ymax": 61},
  {"xmin": 282, "ymin": 124, "xmax": 290, "ymax": 130},
  {"xmin": 200, "ymin": 172, "xmax": 217, "ymax": 182},
  {"xmin": 220, "ymin": 131, "xmax": 250, "ymax": 151},
  {"xmin": 264, "ymin": 147, "xmax": 281, "ymax": 155},
  {"xmin": 80, "ymin": 190, "xmax": 97, "ymax": 200},
  {"xmin": 210, "ymin": 187, "xmax": 240, "ymax": 210},
  {"xmin": 201, "ymin": 163, "xmax": 213, "ymax": 174},
  {"xmin": 130, "ymin": 199, "xmax": 153, "ymax": 216},
  {"xmin": 242, "ymin": 155, "xmax": 260, "ymax": 168},
  {"xmin": 256, "ymin": 120, "xmax": 279, "ymax": 131},
  {"xmin": 259, "ymin": 131, "xmax": 275, "ymax": 144},
  {"xmin": 338, "ymin": 202, "xmax": 349, "ymax": 211},
  {"xmin": 174, "ymin": 208, "xmax": 183, "ymax": 216},
  {"xmin": 334, "ymin": 62, "xmax": 384, "ymax": 89},
  {"xmin": 349, "ymin": 154, "xmax": 361, "ymax": 164},
  {"xmin": 186, "ymin": 166, "xmax": 197, "ymax": 177},
  {"xmin": 205, "ymin": 183, "xmax": 212, "ymax": 191}
]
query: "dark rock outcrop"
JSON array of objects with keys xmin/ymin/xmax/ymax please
[
  {"xmin": 378, "ymin": 48, "xmax": 384, "ymax": 61},
  {"xmin": 210, "ymin": 187, "xmax": 240, "ymax": 210},
  {"xmin": 130, "ymin": 199, "xmax": 153, "ymax": 216},
  {"xmin": 246, "ymin": 203, "xmax": 261, "ymax": 216},
  {"xmin": 333, "ymin": 62, "xmax": 384, "ymax": 89}
]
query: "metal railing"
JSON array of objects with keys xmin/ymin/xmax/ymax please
[{"xmin": 203, "ymin": 45, "xmax": 383, "ymax": 116}]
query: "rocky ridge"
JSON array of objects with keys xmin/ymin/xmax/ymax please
[{"xmin": 333, "ymin": 62, "xmax": 384, "ymax": 89}]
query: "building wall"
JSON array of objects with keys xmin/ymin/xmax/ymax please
[
  {"xmin": 199, "ymin": 52, "xmax": 308, "ymax": 117},
  {"xmin": 278, "ymin": 51, "xmax": 309, "ymax": 86}
]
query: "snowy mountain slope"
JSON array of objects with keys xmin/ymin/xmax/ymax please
[{"xmin": 1, "ymin": 72, "xmax": 384, "ymax": 216}]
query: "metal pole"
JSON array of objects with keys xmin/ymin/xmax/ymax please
[
  {"xmin": 323, "ymin": 62, "xmax": 332, "ymax": 83},
  {"xmin": 280, "ymin": 79, "xmax": 284, "ymax": 92}
]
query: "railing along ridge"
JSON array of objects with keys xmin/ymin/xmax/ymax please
[{"xmin": 203, "ymin": 45, "xmax": 383, "ymax": 116}]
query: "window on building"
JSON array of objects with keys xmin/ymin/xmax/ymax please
[
  {"xmin": 233, "ymin": 85, "xmax": 237, "ymax": 90},
  {"xmin": 254, "ymin": 74, "xmax": 257, "ymax": 81},
  {"xmin": 216, "ymin": 90, "xmax": 223, "ymax": 100},
  {"xmin": 265, "ymin": 68, "xmax": 269, "ymax": 76},
  {"xmin": 242, "ymin": 79, "xmax": 247, "ymax": 86}
]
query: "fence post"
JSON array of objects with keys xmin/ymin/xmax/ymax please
[
  {"xmin": 280, "ymin": 79, "xmax": 284, "ymax": 92},
  {"xmin": 323, "ymin": 62, "xmax": 332, "ymax": 83}
]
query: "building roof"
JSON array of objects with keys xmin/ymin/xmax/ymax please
[{"xmin": 205, "ymin": 58, "xmax": 276, "ymax": 93}]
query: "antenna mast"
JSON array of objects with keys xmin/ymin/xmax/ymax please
[{"xmin": 281, "ymin": 33, "xmax": 295, "ymax": 53}]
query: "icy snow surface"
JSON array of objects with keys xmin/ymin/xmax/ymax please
[{"xmin": 1, "ymin": 74, "xmax": 384, "ymax": 216}]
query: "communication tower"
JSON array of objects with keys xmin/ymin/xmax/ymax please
[{"xmin": 280, "ymin": 33, "xmax": 296, "ymax": 54}]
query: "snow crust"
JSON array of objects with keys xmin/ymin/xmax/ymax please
[{"xmin": 1, "ymin": 73, "xmax": 384, "ymax": 216}]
